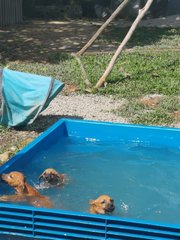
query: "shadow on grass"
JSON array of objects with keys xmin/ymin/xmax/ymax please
[
  {"xmin": 1, "ymin": 19, "xmax": 179, "ymax": 64},
  {"xmin": 0, "ymin": 20, "xmax": 99, "ymax": 64},
  {"xmin": 101, "ymin": 26, "xmax": 180, "ymax": 48},
  {"xmin": 17, "ymin": 114, "xmax": 84, "ymax": 133}
]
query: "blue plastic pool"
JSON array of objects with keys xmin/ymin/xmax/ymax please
[{"xmin": 0, "ymin": 119, "xmax": 180, "ymax": 239}]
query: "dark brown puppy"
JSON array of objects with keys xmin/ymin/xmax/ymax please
[
  {"xmin": 39, "ymin": 168, "xmax": 65, "ymax": 186},
  {"xmin": 89, "ymin": 195, "xmax": 115, "ymax": 214},
  {"xmin": 0, "ymin": 171, "xmax": 52, "ymax": 208}
]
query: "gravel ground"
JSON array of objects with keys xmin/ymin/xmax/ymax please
[
  {"xmin": 139, "ymin": 14, "xmax": 180, "ymax": 27},
  {"xmin": 114, "ymin": 14, "xmax": 180, "ymax": 28},
  {"xmin": 42, "ymin": 93, "xmax": 127, "ymax": 123},
  {"xmin": 0, "ymin": 91, "xmax": 128, "ymax": 153}
]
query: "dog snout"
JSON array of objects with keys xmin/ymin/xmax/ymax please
[
  {"xmin": 39, "ymin": 173, "xmax": 51, "ymax": 182},
  {"xmin": 39, "ymin": 172, "xmax": 47, "ymax": 181},
  {"xmin": 109, "ymin": 203, "xmax": 115, "ymax": 210},
  {"xmin": 44, "ymin": 174, "xmax": 51, "ymax": 181},
  {"xmin": 106, "ymin": 201, "xmax": 115, "ymax": 212},
  {"xmin": 0, "ymin": 173, "xmax": 5, "ymax": 179},
  {"xmin": 110, "ymin": 201, "xmax": 115, "ymax": 208},
  {"xmin": 0, "ymin": 173, "xmax": 7, "ymax": 182}
]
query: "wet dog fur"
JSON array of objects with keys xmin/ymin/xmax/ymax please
[
  {"xmin": 89, "ymin": 195, "xmax": 115, "ymax": 214},
  {"xmin": 0, "ymin": 171, "xmax": 52, "ymax": 208},
  {"xmin": 39, "ymin": 168, "xmax": 65, "ymax": 186}
]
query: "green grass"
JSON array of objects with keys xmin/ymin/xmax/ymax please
[
  {"xmin": 101, "ymin": 27, "xmax": 180, "ymax": 50},
  {"xmin": 132, "ymin": 110, "xmax": 173, "ymax": 126},
  {"xmin": 116, "ymin": 96, "xmax": 180, "ymax": 126},
  {"xmin": 7, "ymin": 55, "xmax": 83, "ymax": 86},
  {"xmin": 7, "ymin": 50, "xmax": 180, "ymax": 98},
  {"xmin": 0, "ymin": 125, "xmax": 6, "ymax": 133},
  {"xmin": 6, "ymin": 50, "xmax": 179, "ymax": 126},
  {"xmin": 82, "ymin": 51, "xmax": 180, "ymax": 97}
]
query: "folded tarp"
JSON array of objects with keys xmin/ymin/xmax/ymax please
[{"xmin": 0, "ymin": 68, "xmax": 64, "ymax": 127}]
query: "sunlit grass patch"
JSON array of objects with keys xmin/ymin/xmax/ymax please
[{"xmin": 115, "ymin": 96, "xmax": 180, "ymax": 126}]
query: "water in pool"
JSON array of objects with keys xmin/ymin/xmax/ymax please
[{"xmin": 1, "ymin": 136, "xmax": 180, "ymax": 225}]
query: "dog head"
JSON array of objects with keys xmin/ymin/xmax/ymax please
[
  {"xmin": 0, "ymin": 171, "xmax": 26, "ymax": 192},
  {"xmin": 89, "ymin": 195, "xmax": 115, "ymax": 214},
  {"xmin": 39, "ymin": 168, "xmax": 65, "ymax": 186}
]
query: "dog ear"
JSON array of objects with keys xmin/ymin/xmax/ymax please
[
  {"xmin": 18, "ymin": 178, "xmax": 26, "ymax": 193},
  {"xmin": 39, "ymin": 174, "xmax": 43, "ymax": 180},
  {"xmin": 58, "ymin": 174, "xmax": 65, "ymax": 182},
  {"xmin": 89, "ymin": 200, "xmax": 95, "ymax": 205}
]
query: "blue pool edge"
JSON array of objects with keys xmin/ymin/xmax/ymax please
[{"xmin": 0, "ymin": 118, "xmax": 180, "ymax": 239}]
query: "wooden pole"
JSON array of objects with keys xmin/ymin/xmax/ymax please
[
  {"xmin": 76, "ymin": 0, "xmax": 129, "ymax": 57},
  {"xmin": 72, "ymin": 53, "xmax": 91, "ymax": 87},
  {"xmin": 95, "ymin": 0, "xmax": 154, "ymax": 89}
]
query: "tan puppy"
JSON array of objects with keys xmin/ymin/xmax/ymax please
[
  {"xmin": 0, "ymin": 171, "xmax": 52, "ymax": 208},
  {"xmin": 39, "ymin": 168, "xmax": 65, "ymax": 186},
  {"xmin": 89, "ymin": 195, "xmax": 115, "ymax": 214}
]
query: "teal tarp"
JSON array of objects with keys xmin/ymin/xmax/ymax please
[{"xmin": 0, "ymin": 68, "xmax": 64, "ymax": 127}]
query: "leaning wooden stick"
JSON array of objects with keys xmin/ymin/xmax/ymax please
[
  {"xmin": 76, "ymin": 0, "xmax": 129, "ymax": 57},
  {"xmin": 95, "ymin": 0, "xmax": 154, "ymax": 89},
  {"xmin": 72, "ymin": 53, "xmax": 91, "ymax": 87}
]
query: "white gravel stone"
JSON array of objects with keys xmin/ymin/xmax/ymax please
[{"xmin": 41, "ymin": 93, "xmax": 127, "ymax": 123}]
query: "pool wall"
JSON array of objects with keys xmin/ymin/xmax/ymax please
[{"xmin": 0, "ymin": 119, "xmax": 180, "ymax": 239}]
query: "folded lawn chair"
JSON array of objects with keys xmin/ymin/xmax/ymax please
[{"xmin": 0, "ymin": 68, "xmax": 64, "ymax": 127}]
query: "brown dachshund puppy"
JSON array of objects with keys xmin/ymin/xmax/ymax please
[
  {"xmin": 89, "ymin": 195, "xmax": 115, "ymax": 214},
  {"xmin": 0, "ymin": 171, "xmax": 52, "ymax": 208},
  {"xmin": 39, "ymin": 168, "xmax": 65, "ymax": 186}
]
